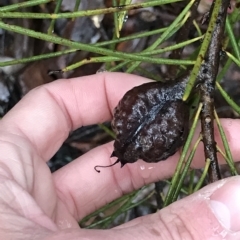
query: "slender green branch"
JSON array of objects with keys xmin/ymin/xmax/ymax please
[
  {"xmin": 0, "ymin": 0, "xmax": 182, "ymax": 19},
  {"xmin": 0, "ymin": 27, "xmax": 170, "ymax": 68},
  {"xmin": 86, "ymin": 187, "xmax": 147, "ymax": 229},
  {"xmin": 216, "ymin": 145, "xmax": 237, "ymax": 175},
  {"xmin": 226, "ymin": 17, "xmax": 240, "ymax": 59},
  {"xmin": 95, "ymin": 27, "xmax": 168, "ymax": 47},
  {"xmin": 0, "ymin": 49, "xmax": 77, "ymax": 67},
  {"xmin": 80, "ymin": 190, "xmax": 138, "ymax": 224},
  {"xmin": 216, "ymin": 145, "xmax": 228, "ymax": 162},
  {"xmin": 0, "ymin": 36, "xmax": 202, "ymax": 68},
  {"xmin": 104, "ymin": 37, "xmax": 203, "ymax": 73},
  {"xmin": 61, "ymin": 37, "xmax": 202, "ymax": 72},
  {"xmin": 214, "ymin": 109, "xmax": 238, "ymax": 175},
  {"xmin": 0, "ymin": 0, "xmax": 52, "ymax": 12},
  {"xmin": 0, "ymin": 21, "xmax": 194, "ymax": 66},
  {"xmin": 143, "ymin": 36, "xmax": 203, "ymax": 56},
  {"xmin": 118, "ymin": 0, "xmax": 132, "ymax": 32},
  {"xmin": 183, "ymin": 0, "xmax": 222, "ymax": 101},
  {"xmin": 225, "ymin": 51, "xmax": 240, "ymax": 66},
  {"xmin": 193, "ymin": 158, "xmax": 211, "ymax": 192},
  {"xmin": 188, "ymin": 170, "xmax": 195, "ymax": 194},
  {"xmin": 112, "ymin": 0, "xmax": 120, "ymax": 38},
  {"xmin": 62, "ymin": 56, "xmax": 120, "ymax": 72},
  {"xmin": 126, "ymin": 0, "xmax": 195, "ymax": 73},
  {"xmin": 125, "ymin": 190, "xmax": 155, "ymax": 211},
  {"xmin": 172, "ymin": 134, "xmax": 202, "ymax": 201},
  {"xmin": 0, "ymin": 28, "xmax": 169, "ymax": 67},
  {"xmin": 164, "ymin": 102, "xmax": 203, "ymax": 206},
  {"xmin": 216, "ymin": 82, "xmax": 240, "ymax": 115},
  {"xmin": 109, "ymin": 61, "xmax": 129, "ymax": 72},
  {"xmin": 96, "ymin": 6, "xmax": 195, "ymax": 74},
  {"xmin": 62, "ymin": 56, "xmax": 194, "ymax": 72},
  {"xmin": 48, "ymin": 0, "xmax": 63, "ymax": 34},
  {"xmin": 72, "ymin": 0, "xmax": 82, "ymax": 20},
  {"xmin": 193, "ymin": 20, "xmax": 202, "ymax": 36},
  {"xmin": 216, "ymin": 58, "xmax": 232, "ymax": 82}
]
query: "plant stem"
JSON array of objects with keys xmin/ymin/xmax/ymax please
[
  {"xmin": 0, "ymin": 49, "xmax": 77, "ymax": 67},
  {"xmin": 225, "ymin": 51, "xmax": 240, "ymax": 67},
  {"xmin": 0, "ymin": 21, "xmax": 194, "ymax": 66},
  {"xmin": 72, "ymin": 0, "xmax": 82, "ymax": 20},
  {"xmin": 125, "ymin": 0, "xmax": 195, "ymax": 73},
  {"xmin": 214, "ymin": 109, "xmax": 238, "ymax": 175},
  {"xmin": 199, "ymin": 0, "xmax": 230, "ymax": 183},
  {"xmin": 226, "ymin": 17, "xmax": 240, "ymax": 59},
  {"xmin": 172, "ymin": 134, "xmax": 202, "ymax": 201},
  {"xmin": 183, "ymin": 0, "xmax": 222, "ymax": 101},
  {"xmin": 47, "ymin": 0, "xmax": 63, "ymax": 35},
  {"xmin": 216, "ymin": 82, "xmax": 240, "ymax": 115},
  {"xmin": 193, "ymin": 158, "xmax": 211, "ymax": 191},
  {"xmin": 60, "ymin": 37, "xmax": 202, "ymax": 73},
  {"xmin": 0, "ymin": 0, "xmax": 52, "ymax": 12},
  {"xmin": 0, "ymin": 0, "xmax": 181, "ymax": 19},
  {"xmin": 164, "ymin": 102, "xmax": 203, "ymax": 206}
]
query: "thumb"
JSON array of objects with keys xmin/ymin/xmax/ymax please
[
  {"xmin": 112, "ymin": 176, "xmax": 240, "ymax": 240},
  {"xmin": 46, "ymin": 177, "xmax": 240, "ymax": 240}
]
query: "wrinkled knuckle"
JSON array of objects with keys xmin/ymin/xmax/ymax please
[
  {"xmin": 155, "ymin": 211, "xmax": 195, "ymax": 240},
  {"xmin": 170, "ymin": 213, "xmax": 195, "ymax": 240}
]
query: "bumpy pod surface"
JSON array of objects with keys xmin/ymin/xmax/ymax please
[{"xmin": 111, "ymin": 74, "xmax": 190, "ymax": 167}]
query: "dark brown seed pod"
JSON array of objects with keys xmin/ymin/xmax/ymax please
[{"xmin": 94, "ymin": 74, "xmax": 190, "ymax": 173}]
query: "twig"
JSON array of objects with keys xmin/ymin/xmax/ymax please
[{"xmin": 199, "ymin": 0, "xmax": 230, "ymax": 183}]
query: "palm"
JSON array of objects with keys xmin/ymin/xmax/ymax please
[
  {"xmin": 0, "ymin": 73, "xmax": 151, "ymax": 231},
  {"xmin": 0, "ymin": 73, "xmax": 239, "ymax": 239}
]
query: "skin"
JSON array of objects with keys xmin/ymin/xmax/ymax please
[{"xmin": 0, "ymin": 72, "xmax": 240, "ymax": 240}]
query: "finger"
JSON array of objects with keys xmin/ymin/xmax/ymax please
[
  {"xmin": 0, "ymin": 73, "xmax": 150, "ymax": 160},
  {"xmin": 47, "ymin": 177, "xmax": 240, "ymax": 240},
  {"xmin": 53, "ymin": 118, "xmax": 240, "ymax": 220},
  {"xmin": 112, "ymin": 176, "xmax": 240, "ymax": 239}
]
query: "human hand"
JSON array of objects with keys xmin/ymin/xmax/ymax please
[{"xmin": 0, "ymin": 72, "xmax": 240, "ymax": 240}]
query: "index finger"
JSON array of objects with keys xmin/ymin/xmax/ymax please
[{"xmin": 0, "ymin": 72, "xmax": 151, "ymax": 161}]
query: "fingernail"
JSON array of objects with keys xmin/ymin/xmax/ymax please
[{"xmin": 210, "ymin": 179, "xmax": 240, "ymax": 232}]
